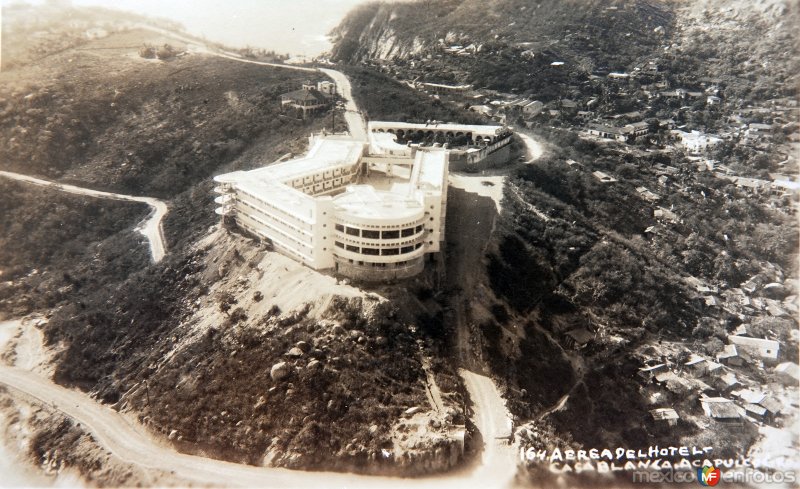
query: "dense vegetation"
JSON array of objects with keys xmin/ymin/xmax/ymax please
[
  {"xmin": 0, "ymin": 6, "xmax": 326, "ymax": 316},
  {"xmin": 484, "ymin": 125, "xmax": 797, "ymax": 449},
  {"xmin": 41, "ymin": 231, "xmax": 464, "ymax": 474},
  {"xmin": 0, "ymin": 41, "xmax": 312, "ymax": 198},
  {"xmin": 343, "ymin": 65, "xmax": 486, "ymax": 124},
  {"xmin": 332, "ymin": 0, "xmax": 673, "ymax": 92},
  {"xmin": 0, "ymin": 180, "xmax": 150, "ymax": 317}
]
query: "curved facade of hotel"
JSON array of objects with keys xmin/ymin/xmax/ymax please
[{"xmin": 213, "ymin": 128, "xmax": 451, "ymax": 281}]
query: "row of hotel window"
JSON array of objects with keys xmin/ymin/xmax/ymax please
[
  {"xmin": 239, "ymin": 199, "xmax": 312, "ymax": 237},
  {"xmin": 239, "ymin": 190, "xmax": 314, "ymax": 227},
  {"xmin": 291, "ymin": 165, "xmax": 353, "ymax": 187},
  {"xmin": 334, "ymin": 223, "xmax": 423, "ymax": 239},
  {"xmin": 237, "ymin": 221, "xmax": 308, "ymax": 262},
  {"xmin": 341, "ymin": 259, "xmax": 419, "ymax": 269},
  {"xmin": 294, "ymin": 177, "xmax": 353, "ymax": 196},
  {"xmin": 240, "ymin": 213, "xmax": 311, "ymax": 255},
  {"xmin": 334, "ymin": 241, "xmax": 423, "ymax": 256}
]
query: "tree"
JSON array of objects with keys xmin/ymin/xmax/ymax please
[{"xmin": 218, "ymin": 291, "xmax": 236, "ymax": 316}]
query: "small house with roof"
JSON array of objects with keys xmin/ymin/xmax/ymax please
[
  {"xmin": 280, "ymin": 81, "xmax": 336, "ymax": 118},
  {"xmin": 716, "ymin": 344, "xmax": 743, "ymax": 366},
  {"xmin": 728, "ymin": 335, "xmax": 780, "ymax": 364},
  {"xmin": 650, "ymin": 408, "xmax": 680, "ymax": 427},
  {"xmin": 701, "ymin": 397, "xmax": 742, "ymax": 425},
  {"xmin": 775, "ymin": 362, "xmax": 800, "ymax": 385},
  {"xmin": 563, "ymin": 328, "xmax": 595, "ymax": 350}
]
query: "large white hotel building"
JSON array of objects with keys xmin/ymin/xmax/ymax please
[{"xmin": 214, "ymin": 121, "xmax": 508, "ymax": 281}]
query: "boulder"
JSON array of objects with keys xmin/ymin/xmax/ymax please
[
  {"xmin": 270, "ymin": 362, "xmax": 291, "ymax": 381},
  {"xmin": 286, "ymin": 347, "xmax": 304, "ymax": 357},
  {"xmin": 254, "ymin": 395, "xmax": 267, "ymax": 411}
]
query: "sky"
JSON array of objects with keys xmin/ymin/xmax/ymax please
[{"xmin": 9, "ymin": 0, "xmax": 376, "ymax": 56}]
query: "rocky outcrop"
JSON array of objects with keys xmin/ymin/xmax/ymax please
[
  {"xmin": 329, "ymin": 2, "xmax": 432, "ymax": 63},
  {"xmin": 329, "ymin": 0, "xmax": 675, "ymax": 66}
]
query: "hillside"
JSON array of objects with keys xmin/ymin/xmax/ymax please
[
  {"xmin": 666, "ymin": 0, "xmax": 800, "ymax": 100},
  {"xmin": 0, "ymin": 179, "xmax": 151, "ymax": 316},
  {"xmin": 0, "ymin": 3, "xmax": 471, "ymax": 479},
  {"xmin": 330, "ymin": 0, "xmax": 798, "ymax": 99},
  {"xmin": 1, "ymin": 26, "xmax": 316, "ymax": 198},
  {"xmin": 0, "ymin": 3, "xmax": 321, "ymax": 313},
  {"xmin": 331, "ymin": 0, "xmax": 673, "ymax": 93},
  {"xmin": 330, "ymin": 0, "xmax": 799, "ymax": 484},
  {"xmin": 331, "ymin": 0, "xmax": 672, "ymax": 67}
]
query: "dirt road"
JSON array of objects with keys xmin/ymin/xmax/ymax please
[
  {"xmin": 0, "ymin": 170, "xmax": 167, "ymax": 263},
  {"xmin": 444, "ymin": 131, "xmax": 547, "ymax": 487},
  {"xmin": 0, "ymin": 362, "xmax": 524, "ymax": 488},
  {"xmin": 140, "ymin": 25, "xmax": 367, "ymax": 142},
  {"xmin": 319, "ymin": 68, "xmax": 368, "ymax": 141},
  {"xmin": 444, "ymin": 183, "xmax": 518, "ymax": 487},
  {"xmin": 518, "ymin": 132, "xmax": 545, "ymax": 162}
]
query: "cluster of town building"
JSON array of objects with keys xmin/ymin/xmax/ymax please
[
  {"xmin": 559, "ymin": 267, "xmax": 799, "ymax": 429},
  {"xmin": 402, "ymin": 67, "xmax": 796, "ymax": 208},
  {"xmin": 638, "ymin": 329, "xmax": 798, "ymax": 427}
]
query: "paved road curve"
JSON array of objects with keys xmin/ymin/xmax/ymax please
[{"xmin": 0, "ymin": 171, "xmax": 167, "ymax": 263}]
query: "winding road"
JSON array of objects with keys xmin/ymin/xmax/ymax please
[
  {"xmin": 0, "ymin": 362, "xmax": 519, "ymax": 488},
  {"xmin": 138, "ymin": 24, "xmax": 367, "ymax": 142},
  {"xmin": 0, "ymin": 29, "xmax": 548, "ymax": 488},
  {"xmin": 0, "ymin": 170, "xmax": 167, "ymax": 263}
]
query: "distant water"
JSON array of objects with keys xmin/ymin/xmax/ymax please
[{"xmin": 63, "ymin": 0, "xmax": 375, "ymax": 56}]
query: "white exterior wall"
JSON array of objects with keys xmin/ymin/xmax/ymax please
[
  {"xmin": 233, "ymin": 187, "xmax": 318, "ymax": 267},
  {"xmin": 214, "ymin": 130, "xmax": 460, "ymax": 280},
  {"xmin": 312, "ymin": 197, "xmax": 336, "ymax": 269}
]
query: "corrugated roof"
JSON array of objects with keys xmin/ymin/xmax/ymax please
[
  {"xmin": 281, "ymin": 88, "xmax": 328, "ymax": 104},
  {"xmin": 701, "ymin": 398, "xmax": 740, "ymax": 419},
  {"xmin": 651, "ymin": 408, "xmax": 679, "ymax": 421},
  {"xmin": 717, "ymin": 344, "xmax": 739, "ymax": 359},
  {"xmin": 776, "ymin": 362, "xmax": 800, "ymax": 380},
  {"xmin": 759, "ymin": 397, "xmax": 782, "ymax": 414},
  {"xmin": 744, "ymin": 404, "xmax": 767, "ymax": 416}
]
